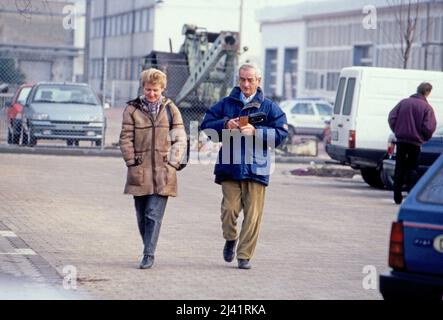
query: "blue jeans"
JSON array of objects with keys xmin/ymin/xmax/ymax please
[{"xmin": 134, "ymin": 195, "xmax": 168, "ymax": 256}]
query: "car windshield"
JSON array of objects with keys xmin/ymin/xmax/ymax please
[
  {"xmin": 417, "ymin": 159, "xmax": 443, "ymax": 205},
  {"xmin": 33, "ymin": 85, "xmax": 99, "ymax": 105}
]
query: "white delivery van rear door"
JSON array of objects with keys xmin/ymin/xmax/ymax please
[{"xmin": 330, "ymin": 68, "xmax": 360, "ymax": 148}]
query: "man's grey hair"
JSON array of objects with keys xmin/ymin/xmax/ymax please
[{"xmin": 238, "ymin": 63, "xmax": 262, "ymax": 79}]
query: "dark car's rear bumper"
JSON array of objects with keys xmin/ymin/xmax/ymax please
[
  {"xmin": 325, "ymin": 144, "xmax": 386, "ymax": 168},
  {"xmin": 380, "ymin": 271, "xmax": 443, "ymax": 299}
]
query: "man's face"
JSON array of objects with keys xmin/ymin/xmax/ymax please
[
  {"xmin": 239, "ymin": 68, "xmax": 261, "ymax": 98},
  {"xmin": 143, "ymin": 82, "xmax": 164, "ymax": 102}
]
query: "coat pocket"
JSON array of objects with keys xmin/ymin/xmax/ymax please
[{"xmin": 127, "ymin": 164, "xmax": 144, "ymax": 186}]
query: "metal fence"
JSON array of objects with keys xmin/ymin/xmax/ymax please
[
  {"xmin": 0, "ymin": 54, "xmax": 326, "ymax": 157},
  {"xmin": 0, "ymin": 53, "xmax": 239, "ymax": 150}
]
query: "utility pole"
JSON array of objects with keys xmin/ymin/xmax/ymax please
[
  {"xmin": 84, "ymin": 0, "xmax": 91, "ymax": 83},
  {"xmin": 101, "ymin": 0, "xmax": 108, "ymax": 96},
  {"xmin": 424, "ymin": 0, "xmax": 431, "ymax": 70},
  {"xmin": 233, "ymin": 0, "xmax": 244, "ymax": 86},
  {"xmin": 238, "ymin": 0, "xmax": 243, "ymax": 55}
]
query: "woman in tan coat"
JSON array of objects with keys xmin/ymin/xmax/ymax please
[{"xmin": 119, "ymin": 68, "xmax": 186, "ymax": 269}]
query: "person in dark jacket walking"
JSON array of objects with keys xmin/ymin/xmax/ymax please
[
  {"xmin": 388, "ymin": 82, "xmax": 437, "ymax": 204},
  {"xmin": 200, "ymin": 64, "xmax": 288, "ymax": 269}
]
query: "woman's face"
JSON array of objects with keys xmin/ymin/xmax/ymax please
[{"xmin": 143, "ymin": 82, "xmax": 164, "ymax": 102}]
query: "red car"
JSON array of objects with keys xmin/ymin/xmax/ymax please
[{"xmin": 5, "ymin": 84, "xmax": 33, "ymax": 144}]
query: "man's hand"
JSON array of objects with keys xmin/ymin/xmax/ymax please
[
  {"xmin": 226, "ymin": 118, "xmax": 240, "ymax": 130},
  {"xmin": 240, "ymin": 123, "xmax": 256, "ymax": 136}
]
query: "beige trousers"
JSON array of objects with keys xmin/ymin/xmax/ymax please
[{"xmin": 221, "ymin": 180, "xmax": 266, "ymax": 260}]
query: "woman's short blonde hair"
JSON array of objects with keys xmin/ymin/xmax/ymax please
[{"xmin": 141, "ymin": 68, "xmax": 167, "ymax": 88}]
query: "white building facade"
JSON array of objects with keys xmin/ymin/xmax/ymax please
[{"xmin": 258, "ymin": 0, "xmax": 443, "ymax": 102}]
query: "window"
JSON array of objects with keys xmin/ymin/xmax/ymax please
[
  {"xmin": 120, "ymin": 15, "xmax": 126, "ymax": 35},
  {"xmin": 264, "ymin": 49, "xmax": 278, "ymax": 97},
  {"xmin": 127, "ymin": 13, "xmax": 133, "ymax": 34},
  {"xmin": 305, "ymin": 72, "xmax": 318, "ymax": 90},
  {"xmin": 334, "ymin": 77, "xmax": 346, "ymax": 114},
  {"xmin": 291, "ymin": 103, "xmax": 315, "ymax": 115},
  {"xmin": 283, "ymin": 48, "xmax": 298, "ymax": 99},
  {"xmin": 141, "ymin": 9, "xmax": 149, "ymax": 32},
  {"xmin": 134, "ymin": 11, "xmax": 141, "ymax": 33},
  {"xmin": 418, "ymin": 161, "xmax": 443, "ymax": 205},
  {"xmin": 33, "ymin": 85, "xmax": 99, "ymax": 105},
  {"xmin": 342, "ymin": 78, "xmax": 356, "ymax": 116},
  {"xmin": 106, "ymin": 17, "xmax": 111, "ymax": 36},
  {"xmin": 353, "ymin": 45, "xmax": 373, "ymax": 66},
  {"xmin": 17, "ymin": 87, "xmax": 31, "ymax": 105},
  {"xmin": 316, "ymin": 103, "xmax": 332, "ymax": 116},
  {"xmin": 326, "ymin": 72, "xmax": 340, "ymax": 91}
]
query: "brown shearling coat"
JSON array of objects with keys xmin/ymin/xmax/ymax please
[{"xmin": 119, "ymin": 97, "xmax": 186, "ymax": 197}]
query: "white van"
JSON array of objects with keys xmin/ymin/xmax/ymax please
[{"xmin": 326, "ymin": 67, "xmax": 443, "ymax": 188}]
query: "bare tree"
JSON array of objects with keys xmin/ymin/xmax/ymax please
[{"xmin": 386, "ymin": 0, "xmax": 423, "ymax": 69}]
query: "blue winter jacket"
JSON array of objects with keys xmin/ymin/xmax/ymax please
[{"xmin": 200, "ymin": 87, "xmax": 288, "ymax": 186}]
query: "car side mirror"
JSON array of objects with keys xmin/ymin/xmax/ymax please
[{"xmin": 4, "ymin": 101, "xmax": 12, "ymax": 108}]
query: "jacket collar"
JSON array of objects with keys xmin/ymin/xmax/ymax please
[
  {"xmin": 410, "ymin": 93, "xmax": 428, "ymax": 102},
  {"xmin": 228, "ymin": 86, "xmax": 264, "ymax": 105},
  {"xmin": 128, "ymin": 96, "xmax": 170, "ymax": 110}
]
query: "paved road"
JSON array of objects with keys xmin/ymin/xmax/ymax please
[{"xmin": 0, "ymin": 154, "xmax": 399, "ymax": 299}]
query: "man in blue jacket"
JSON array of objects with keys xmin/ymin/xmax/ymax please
[{"xmin": 201, "ymin": 63, "xmax": 288, "ymax": 269}]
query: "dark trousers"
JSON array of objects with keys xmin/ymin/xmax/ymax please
[
  {"xmin": 393, "ymin": 142, "xmax": 421, "ymax": 195},
  {"xmin": 134, "ymin": 195, "xmax": 168, "ymax": 256}
]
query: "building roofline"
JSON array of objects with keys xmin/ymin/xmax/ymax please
[{"xmin": 257, "ymin": 0, "xmax": 437, "ymax": 25}]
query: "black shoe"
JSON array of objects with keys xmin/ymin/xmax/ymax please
[
  {"xmin": 394, "ymin": 192, "xmax": 403, "ymax": 205},
  {"xmin": 223, "ymin": 240, "xmax": 237, "ymax": 262},
  {"xmin": 139, "ymin": 255, "xmax": 154, "ymax": 269},
  {"xmin": 237, "ymin": 259, "xmax": 251, "ymax": 270}
]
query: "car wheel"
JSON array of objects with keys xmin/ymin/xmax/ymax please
[
  {"xmin": 12, "ymin": 121, "xmax": 22, "ymax": 145},
  {"xmin": 95, "ymin": 139, "xmax": 102, "ymax": 147},
  {"xmin": 25, "ymin": 124, "xmax": 36, "ymax": 147},
  {"xmin": 380, "ymin": 164, "xmax": 395, "ymax": 190},
  {"xmin": 28, "ymin": 135, "xmax": 37, "ymax": 147},
  {"xmin": 360, "ymin": 167, "xmax": 385, "ymax": 189}
]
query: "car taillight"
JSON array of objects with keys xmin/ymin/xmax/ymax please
[
  {"xmin": 348, "ymin": 130, "xmax": 356, "ymax": 149},
  {"xmin": 388, "ymin": 221, "xmax": 405, "ymax": 270},
  {"xmin": 387, "ymin": 143, "xmax": 395, "ymax": 156}
]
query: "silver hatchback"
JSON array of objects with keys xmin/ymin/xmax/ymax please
[
  {"xmin": 21, "ymin": 82, "xmax": 106, "ymax": 147},
  {"xmin": 280, "ymin": 98, "xmax": 333, "ymax": 139}
]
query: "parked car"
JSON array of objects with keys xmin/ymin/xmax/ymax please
[
  {"xmin": 380, "ymin": 126, "xmax": 443, "ymax": 190},
  {"xmin": 379, "ymin": 154, "xmax": 443, "ymax": 300},
  {"xmin": 4, "ymin": 84, "xmax": 33, "ymax": 144},
  {"xmin": 20, "ymin": 82, "xmax": 106, "ymax": 147},
  {"xmin": 326, "ymin": 67, "xmax": 443, "ymax": 189},
  {"xmin": 280, "ymin": 98, "xmax": 333, "ymax": 140}
]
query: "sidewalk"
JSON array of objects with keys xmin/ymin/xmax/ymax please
[{"xmin": 0, "ymin": 221, "xmax": 85, "ymax": 299}]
